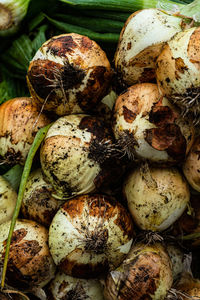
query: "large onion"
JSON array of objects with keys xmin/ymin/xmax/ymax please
[
  {"xmin": 156, "ymin": 27, "xmax": 200, "ymax": 123},
  {"xmin": 115, "ymin": 9, "xmax": 182, "ymax": 86},
  {"xmin": 40, "ymin": 114, "xmax": 119, "ymax": 199},
  {"xmin": 27, "ymin": 33, "xmax": 112, "ymax": 116},
  {"xmin": 112, "ymin": 83, "xmax": 194, "ymax": 164},
  {"xmin": 104, "ymin": 242, "xmax": 173, "ymax": 300},
  {"xmin": 123, "ymin": 164, "xmax": 190, "ymax": 231},
  {"xmin": 0, "ymin": 219, "xmax": 56, "ymax": 289},
  {"xmin": 49, "ymin": 194, "xmax": 135, "ymax": 278},
  {"xmin": 0, "ymin": 97, "xmax": 50, "ymax": 165}
]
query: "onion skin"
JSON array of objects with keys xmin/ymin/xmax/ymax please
[
  {"xmin": 22, "ymin": 169, "xmax": 63, "ymax": 227},
  {"xmin": 123, "ymin": 165, "xmax": 190, "ymax": 231},
  {"xmin": 112, "ymin": 83, "xmax": 194, "ymax": 164},
  {"xmin": 49, "ymin": 194, "xmax": 135, "ymax": 279},
  {"xmin": 27, "ymin": 33, "xmax": 112, "ymax": 116},
  {"xmin": 0, "ymin": 176, "xmax": 17, "ymax": 224},
  {"xmin": 176, "ymin": 272, "xmax": 200, "ymax": 299},
  {"xmin": 115, "ymin": 9, "xmax": 182, "ymax": 86},
  {"xmin": 104, "ymin": 242, "xmax": 173, "ymax": 300},
  {"xmin": 166, "ymin": 243, "xmax": 184, "ymax": 281},
  {"xmin": 0, "ymin": 219, "xmax": 56, "ymax": 289},
  {"xmin": 0, "ymin": 97, "xmax": 50, "ymax": 165}
]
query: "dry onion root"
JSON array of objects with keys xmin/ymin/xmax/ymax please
[
  {"xmin": 0, "ymin": 219, "xmax": 56, "ymax": 290},
  {"xmin": 27, "ymin": 33, "xmax": 112, "ymax": 116},
  {"xmin": 47, "ymin": 272, "xmax": 104, "ymax": 300},
  {"xmin": 48, "ymin": 194, "xmax": 135, "ymax": 279},
  {"xmin": 112, "ymin": 83, "xmax": 194, "ymax": 164},
  {"xmin": 0, "ymin": 97, "xmax": 50, "ymax": 165},
  {"xmin": 156, "ymin": 27, "xmax": 200, "ymax": 124},
  {"xmin": 104, "ymin": 242, "xmax": 173, "ymax": 300},
  {"xmin": 123, "ymin": 164, "xmax": 190, "ymax": 231},
  {"xmin": 21, "ymin": 168, "xmax": 63, "ymax": 227}
]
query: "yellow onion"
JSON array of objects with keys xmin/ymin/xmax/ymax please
[
  {"xmin": 22, "ymin": 168, "xmax": 63, "ymax": 227},
  {"xmin": 156, "ymin": 27, "xmax": 200, "ymax": 124},
  {"xmin": 112, "ymin": 83, "xmax": 194, "ymax": 164},
  {"xmin": 48, "ymin": 272, "xmax": 104, "ymax": 300},
  {"xmin": 0, "ymin": 175, "xmax": 17, "ymax": 224},
  {"xmin": 104, "ymin": 242, "xmax": 173, "ymax": 300},
  {"xmin": 0, "ymin": 97, "xmax": 50, "ymax": 165},
  {"xmin": 123, "ymin": 164, "xmax": 190, "ymax": 231},
  {"xmin": 183, "ymin": 136, "xmax": 200, "ymax": 192},
  {"xmin": 175, "ymin": 272, "xmax": 200, "ymax": 299},
  {"xmin": 27, "ymin": 33, "xmax": 112, "ymax": 116},
  {"xmin": 40, "ymin": 114, "xmax": 120, "ymax": 199},
  {"xmin": 0, "ymin": 219, "xmax": 56, "ymax": 289},
  {"xmin": 49, "ymin": 194, "xmax": 135, "ymax": 278},
  {"xmin": 115, "ymin": 9, "xmax": 182, "ymax": 86}
]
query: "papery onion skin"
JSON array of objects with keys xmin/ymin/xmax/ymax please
[
  {"xmin": 112, "ymin": 83, "xmax": 194, "ymax": 164},
  {"xmin": 40, "ymin": 114, "xmax": 119, "ymax": 199},
  {"xmin": 115, "ymin": 9, "xmax": 182, "ymax": 86},
  {"xmin": 49, "ymin": 194, "xmax": 135, "ymax": 279},
  {"xmin": 123, "ymin": 165, "xmax": 190, "ymax": 231},
  {"xmin": 0, "ymin": 97, "xmax": 50, "ymax": 165},
  {"xmin": 27, "ymin": 33, "xmax": 112, "ymax": 116},
  {"xmin": 22, "ymin": 169, "xmax": 63, "ymax": 227},
  {"xmin": 104, "ymin": 242, "xmax": 173, "ymax": 300},
  {"xmin": 0, "ymin": 175, "xmax": 17, "ymax": 224},
  {"xmin": 156, "ymin": 27, "xmax": 200, "ymax": 122},
  {"xmin": 0, "ymin": 219, "xmax": 56, "ymax": 289},
  {"xmin": 47, "ymin": 272, "xmax": 104, "ymax": 300}
]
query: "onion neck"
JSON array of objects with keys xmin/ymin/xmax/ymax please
[{"xmin": 0, "ymin": 4, "xmax": 13, "ymax": 30}]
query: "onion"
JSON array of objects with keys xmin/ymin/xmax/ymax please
[
  {"xmin": 123, "ymin": 164, "xmax": 190, "ymax": 231},
  {"xmin": 27, "ymin": 33, "xmax": 112, "ymax": 116},
  {"xmin": 166, "ymin": 243, "xmax": 184, "ymax": 281},
  {"xmin": 115, "ymin": 9, "xmax": 182, "ymax": 86},
  {"xmin": 156, "ymin": 27, "xmax": 200, "ymax": 124},
  {"xmin": 0, "ymin": 97, "xmax": 50, "ymax": 165},
  {"xmin": 112, "ymin": 83, "xmax": 194, "ymax": 164},
  {"xmin": 176, "ymin": 272, "xmax": 200, "ymax": 299},
  {"xmin": 104, "ymin": 242, "xmax": 173, "ymax": 300},
  {"xmin": 0, "ymin": 175, "xmax": 17, "ymax": 224},
  {"xmin": 40, "ymin": 114, "xmax": 119, "ymax": 199},
  {"xmin": 0, "ymin": 219, "xmax": 56, "ymax": 289},
  {"xmin": 21, "ymin": 168, "xmax": 63, "ymax": 227},
  {"xmin": 48, "ymin": 272, "xmax": 104, "ymax": 300},
  {"xmin": 48, "ymin": 194, "xmax": 135, "ymax": 278},
  {"xmin": 183, "ymin": 136, "xmax": 200, "ymax": 193}
]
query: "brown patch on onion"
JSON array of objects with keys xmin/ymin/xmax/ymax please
[
  {"xmin": 123, "ymin": 105, "xmax": 138, "ymax": 123},
  {"xmin": 149, "ymin": 105, "xmax": 177, "ymax": 127},
  {"xmin": 46, "ymin": 35, "xmax": 78, "ymax": 55},
  {"xmin": 175, "ymin": 57, "xmax": 188, "ymax": 79},
  {"xmin": 188, "ymin": 27, "xmax": 200, "ymax": 65},
  {"xmin": 62, "ymin": 198, "xmax": 85, "ymax": 219}
]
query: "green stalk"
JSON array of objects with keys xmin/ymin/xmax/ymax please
[
  {"xmin": 0, "ymin": 124, "xmax": 51, "ymax": 289},
  {"xmin": 180, "ymin": 232, "xmax": 200, "ymax": 240}
]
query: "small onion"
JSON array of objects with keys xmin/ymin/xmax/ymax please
[
  {"xmin": 27, "ymin": 33, "xmax": 112, "ymax": 116},
  {"xmin": 123, "ymin": 164, "xmax": 190, "ymax": 231},
  {"xmin": 183, "ymin": 136, "xmax": 200, "ymax": 192},
  {"xmin": 166, "ymin": 243, "xmax": 184, "ymax": 281},
  {"xmin": 0, "ymin": 175, "xmax": 17, "ymax": 224},
  {"xmin": 0, "ymin": 97, "xmax": 50, "ymax": 165},
  {"xmin": 22, "ymin": 168, "xmax": 63, "ymax": 227},
  {"xmin": 40, "ymin": 114, "xmax": 119, "ymax": 199},
  {"xmin": 104, "ymin": 242, "xmax": 173, "ymax": 300},
  {"xmin": 49, "ymin": 194, "xmax": 135, "ymax": 278},
  {"xmin": 115, "ymin": 9, "xmax": 182, "ymax": 86},
  {"xmin": 156, "ymin": 27, "xmax": 200, "ymax": 123},
  {"xmin": 176, "ymin": 272, "xmax": 200, "ymax": 299},
  {"xmin": 48, "ymin": 272, "xmax": 104, "ymax": 300},
  {"xmin": 0, "ymin": 219, "xmax": 56, "ymax": 289},
  {"xmin": 112, "ymin": 83, "xmax": 194, "ymax": 164}
]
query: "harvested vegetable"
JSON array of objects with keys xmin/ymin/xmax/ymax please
[
  {"xmin": 166, "ymin": 243, "xmax": 184, "ymax": 280},
  {"xmin": 49, "ymin": 194, "xmax": 134, "ymax": 278},
  {"xmin": 0, "ymin": 176, "xmax": 17, "ymax": 224}
]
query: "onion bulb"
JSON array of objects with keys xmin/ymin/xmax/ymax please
[
  {"xmin": 115, "ymin": 9, "xmax": 182, "ymax": 86},
  {"xmin": 27, "ymin": 33, "xmax": 112, "ymax": 116},
  {"xmin": 48, "ymin": 272, "xmax": 104, "ymax": 300},
  {"xmin": 0, "ymin": 175, "xmax": 17, "ymax": 224},
  {"xmin": 22, "ymin": 168, "xmax": 63, "ymax": 227},
  {"xmin": 0, "ymin": 97, "xmax": 50, "ymax": 165},
  {"xmin": 0, "ymin": 219, "xmax": 56, "ymax": 289},
  {"xmin": 176, "ymin": 271, "xmax": 200, "ymax": 299},
  {"xmin": 166, "ymin": 243, "xmax": 184, "ymax": 281},
  {"xmin": 156, "ymin": 27, "xmax": 200, "ymax": 124},
  {"xmin": 123, "ymin": 164, "xmax": 190, "ymax": 231},
  {"xmin": 40, "ymin": 114, "xmax": 119, "ymax": 199},
  {"xmin": 104, "ymin": 242, "xmax": 173, "ymax": 300},
  {"xmin": 49, "ymin": 194, "xmax": 135, "ymax": 278},
  {"xmin": 113, "ymin": 83, "xmax": 194, "ymax": 164}
]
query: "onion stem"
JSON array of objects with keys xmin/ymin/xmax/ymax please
[{"xmin": 0, "ymin": 123, "xmax": 51, "ymax": 290}]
